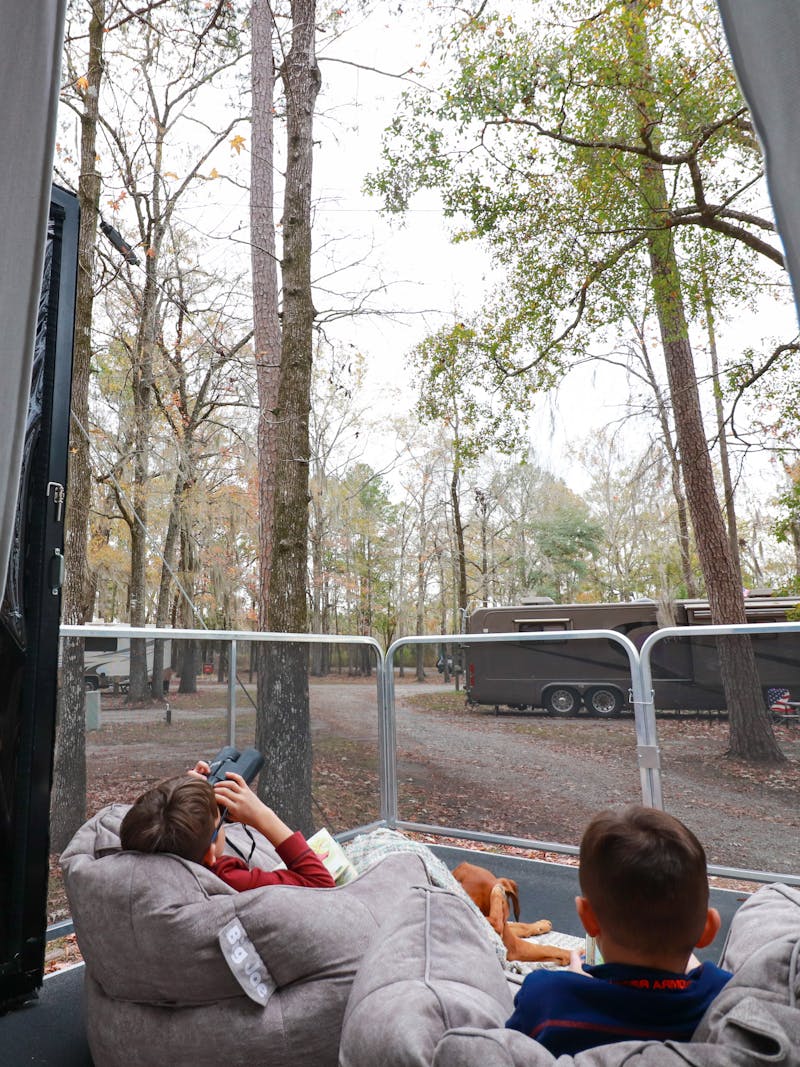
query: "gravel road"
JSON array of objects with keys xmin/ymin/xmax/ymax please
[{"xmin": 310, "ymin": 679, "xmax": 800, "ymax": 879}]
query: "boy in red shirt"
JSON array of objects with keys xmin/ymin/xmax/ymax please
[{"xmin": 120, "ymin": 767, "xmax": 334, "ymax": 892}]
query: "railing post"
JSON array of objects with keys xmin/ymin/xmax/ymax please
[
  {"xmin": 630, "ymin": 649, "xmax": 663, "ymax": 810},
  {"xmin": 380, "ymin": 643, "xmax": 399, "ymax": 827},
  {"xmin": 227, "ymin": 638, "xmax": 237, "ymax": 748}
]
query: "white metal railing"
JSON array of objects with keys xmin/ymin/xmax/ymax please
[
  {"xmin": 640, "ymin": 620, "xmax": 800, "ymax": 886},
  {"xmin": 383, "ymin": 629, "xmax": 653, "ymax": 846},
  {"xmin": 60, "ymin": 620, "xmax": 800, "ymax": 886},
  {"xmin": 60, "ymin": 623, "xmax": 387, "ymax": 831}
]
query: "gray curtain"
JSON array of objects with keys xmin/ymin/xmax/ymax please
[
  {"xmin": 717, "ymin": 0, "xmax": 800, "ymax": 328},
  {"xmin": 0, "ymin": 1, "xmax": 68, "ymax": 594}
]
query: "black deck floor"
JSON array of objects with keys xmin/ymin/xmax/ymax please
[
  {"xmin": 2, "ymin": 848, "xmax": 748, "ymax": 1066},
  {"xmin": 5, "ymin": 964, "xmax": 92, "ymax": 1066},
  {"xmin": 431, "ymin": 846, "xmax": 748, "ymax": 963}
]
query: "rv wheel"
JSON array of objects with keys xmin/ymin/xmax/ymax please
[
  {"xmin": 544, "ymin": 687, "xmax": 580, "ymax": 716},
  {"xmin": 586, "ymin": 686, "xmax": 623, "ymax": 718}
]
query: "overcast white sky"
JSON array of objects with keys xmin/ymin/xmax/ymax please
[
  {"xmin": 309, "ymin": 9, "xmax": 800, "ymax": 499},
  {"xmin": 96, "ymin": 5, "xmax": 797, "ymax": 500},
  {"xmin": 308, "ymin": 11, "xmax": 627, "ymax": 486}
]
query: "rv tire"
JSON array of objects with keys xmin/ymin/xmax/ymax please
[
  {"xmin": 586, "ymin": 686, "xmax": 624, "ymax": 718},
  {"xmin": 544, "ymin": 687, "xmax": 580, "ymax": 717}
]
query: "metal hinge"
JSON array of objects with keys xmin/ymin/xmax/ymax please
[{"xmin": 637, "ymin": 744, "xmax": 661, "ymax": 770}]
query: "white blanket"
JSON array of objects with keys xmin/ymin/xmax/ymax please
[{"xmin": 344, "ymin": 829, "xmax": 582, "ymax": 974}]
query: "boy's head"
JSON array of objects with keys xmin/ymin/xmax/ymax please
[
  {"xmin": 577, "ymin": 805, "xmax": 718, "ymax": 964},
  {"xmin": 120, "ymin": 774, "xmax": 221, "ymax": 865}
]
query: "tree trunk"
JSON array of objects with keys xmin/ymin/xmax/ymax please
[
  {"xmin": 415, "ymin": 568, "xmax": 426, "ymax": 681},
  {"xmin": 185, "ymin": 642, "xmax": 199, "ymax": 686},
  {"xmin": 126, "ymin": 244, "xmax": 159, "ymax": 701},
  {"xmin": 252, "ymin": 0, "xmax": 281, "ymax": 629},
  {"xmin": 476, "ymin": 490, "xmax": 490, "ymax": 606},
  {"xmin": 628, "ymin": 5, "xmax": 782, "ymax": 763},
  {"xmin": 150, "ymin": 474, "xmax": 181, "ymax": 700},
  {"xmin": 436, "ymin": 541, "xmax": 448, "ymax": 636},
  {"xmin": 309, "ymin": 478, "xmax": 325, "ymax": 675},
  {"xmin": 673, "ymin": 479, "xmax": 696, "ymax": 598},
  {"xmin": 450, "ymin": 465, "xmax": 467, "ymax": 617},
  {"xmin": 396, "ymin": 512, "xmax": 406, "ymax": 676},
  {"xmin": 254, "ymin": 0, "xmax": 320, "ymax": 834},
  {"xmin": 701, "ymin": 254, "xmax": 742, "ymax": 578},
  {"xmin": 251, "ymin": 0, "xmax": 282, "ymax": 811},
  {"xmin": 50, "ymin": 0, "xmax": 106, "ymax": 851},
  {"xmin": 179, "ymin": 641, "xmax": 201, "ymax": 692},
  {"xmin": 652, "ymin": 290, "xmax": 778, "ymax": 760},
  {"xmin": 177, "ymin": 519, "xmax": 198, "ymax": 694},
  {"xmin": 415, "ymin": 475, "xmax": 429, "ymax": 682},
  {"xmin": 636, "ymin": 332, "xmax": 697, "ymax": 597}
]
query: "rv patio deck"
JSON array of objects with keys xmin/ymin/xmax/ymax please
[{"xmin": 3, "ymin": 846, "xmax": 747, "ymax": 1066}]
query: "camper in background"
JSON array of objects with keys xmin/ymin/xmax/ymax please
[
  {"xmin": 78, "ymin": 629, "xmax": 171, "ymax": 693},
  {"xmin": 463, "ymin": 593, "xmax": 800, "ymax": 717}
]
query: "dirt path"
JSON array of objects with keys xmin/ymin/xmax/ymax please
[{"xmin": 310, "ymin": 680, "xmax": 800, "ymax": 877}]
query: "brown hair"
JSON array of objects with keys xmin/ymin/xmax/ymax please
[
  {"xmin": 120, "ymin": 775, "xmax": 218, "ymax": 864},
  {"xmin": 579, "ymin": 805, "xmax": 709, "ymax": 956}
]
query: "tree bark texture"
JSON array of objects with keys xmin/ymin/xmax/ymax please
[
  {"xmin": 150, "ymin": 475, "xmax": 181, "ymax": 699},
  {"xmin": 702, "ymin": 261, "xmax": 742, "ymax": 578},
  {"xmin": 309, "ymin": 477, "xmax": 325, "ymax": 675},
  {"xmin": 639, "ymin": 340, "xmax": 697, "ymax": 597},
  {"xmin": 254, "ymin": 0, "xmax": 320, "ymax": 834},
  {"xmin": 251, "ymin": 0, "xmax": 281, "ymax": 630},
  {"xmin": 126, "ymin": 253, "xmax": 157, "ymax": 701},
  {"xmin": 127, "ymin": 192, "xmax": 164, "ymax": 700},
  {"xmin": 50, "ymin": 0, "xmax": 105, "ymax": 851},
  {"xmin": 415, "ymin": 473, "xmax": 430, "ymax": 682},
  {"xmin": 628, "ymin": 3, "xmax": 782, "ymax": 763},
  {"xmin": 127, "ymin": 53, "xmax": 170, "ymax": 701},
  {"xmin": 450, "ymin": 465, "xmax": 467, "ymax": 617},
  {"xmin": 177, "ymin": 517, "xmax": 199, "ymax": 693}
]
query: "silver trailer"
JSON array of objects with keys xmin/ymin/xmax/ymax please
[{"xmin": 82, "ymin": 631, "xmax": 171, "ymax": 691}]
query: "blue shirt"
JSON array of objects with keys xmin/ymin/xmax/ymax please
[{"xmin": 506, "ymin": 961, "xmax": 732, "ymax": 1056}]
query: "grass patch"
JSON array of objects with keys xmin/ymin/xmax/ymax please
[{"xmin": 403, "ymin": 691, "xmax": 472, "ymax": 714}]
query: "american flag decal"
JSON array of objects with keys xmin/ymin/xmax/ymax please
[{"xmin": 767, "ymin": 688, "xmax": 794, "ymax": 715}]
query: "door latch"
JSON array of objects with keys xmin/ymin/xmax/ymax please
[{"xmin": 47, "ymin": 481, "xmax": 66, "ymax": 523}]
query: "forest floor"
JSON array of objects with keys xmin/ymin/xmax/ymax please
[{"xmin": 45, "ymin": 675, "xmax": 800, "ymax": 971}]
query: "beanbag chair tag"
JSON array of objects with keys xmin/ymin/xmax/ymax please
[{"xmin": 219, "ymin": 917, "xmax": 276, "ymax": 1006}]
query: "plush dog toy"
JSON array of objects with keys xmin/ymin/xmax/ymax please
[{"xmin": 453, "ymin": 860, "xmax": 572, "ymax": 965}]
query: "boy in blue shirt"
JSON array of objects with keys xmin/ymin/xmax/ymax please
[{"xmin": 506, "ymin": 806, "xmax": 731, "ymax": 1055}]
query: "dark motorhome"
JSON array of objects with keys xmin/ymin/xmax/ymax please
[{"xmin": 463, "ymin": 595, "xmax": 800, "ymax": 716}]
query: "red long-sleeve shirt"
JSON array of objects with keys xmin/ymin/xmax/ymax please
[{"xmin": 209, "ymin": 831, "xmax": 335, "ymax": 891}]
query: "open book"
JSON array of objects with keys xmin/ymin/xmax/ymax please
[{"xmin": 307, "ymin": 828, "xmax": 358, "ymax": 885}]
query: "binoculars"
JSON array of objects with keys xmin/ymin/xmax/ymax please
[{"xmin": 206, "ymin": 746, "xmax": 265, "ymax": 786}]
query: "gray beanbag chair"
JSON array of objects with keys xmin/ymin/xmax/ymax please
[
  {"xmin": 341, "ymin": 880, "xmax": 800, "ymax": 1067},
  {"xmin": 61, "ymin": 804, "xmax": 431, "ymax": 1067},
  {"xmin": 339, "ymin": 881, "xmax": 514, "ymax": 1067},
  {"xmin": 695, "ymin": 883, "xmax": 800, "ymax": 1061}
]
